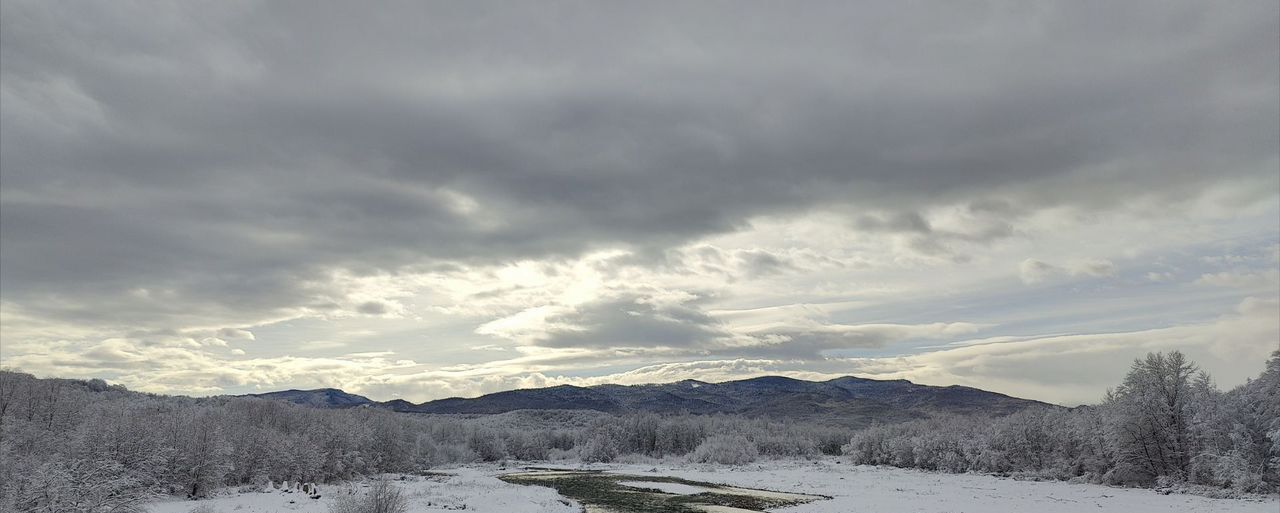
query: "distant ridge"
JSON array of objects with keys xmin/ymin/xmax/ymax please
[
  {"xmin": 242, "ymin": 375, "xmax": 1053, "ymax": 428},
  {"xmin": 247, "ymin": 388, "xmax": 374, "ymax": 409}
]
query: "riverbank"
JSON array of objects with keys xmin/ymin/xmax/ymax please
[{"xmin": 149, "ymin": 459, "xmax": 1279, "ymax": 513}]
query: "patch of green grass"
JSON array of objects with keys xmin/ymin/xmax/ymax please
[
  {"xmin": 672, "ymin": 492, "xmax": 796, "ymax": 510},
  {"xmin": 499, "ymin": 472, "xmax": 812, "ymax": 513},
  {"xmin": 503, "ymin": 473, "xmax": 700, "ymax": 513}
]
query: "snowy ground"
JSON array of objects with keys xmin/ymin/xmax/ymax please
[
  {"xmin": 598, "ymin": 460, "xmax": 1280, "ymax": 513},
  {"xmin": 147, "ymin": 469, "xmax": 579, "ymax": 513},
  {"xmin": 149, "ymin": 460, "xmax": 1279, "ymax": 513}
]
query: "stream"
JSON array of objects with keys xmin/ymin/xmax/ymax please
[{"xmin": 500, "ymin": 469, "xmax": 828, "ymax": 513}]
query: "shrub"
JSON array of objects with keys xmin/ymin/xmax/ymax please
[
  {"xmin": 577, "ymin": 432, "xmax": 618, "ymax": 463},
  {"xmin": 689, "ymin": 435, "xmax": 758, "ymax": 465},
  {"xmin": 753, "ymin": 433, "xmax": 818, "ymax": 458},
  {"xmin": 328, "ymin": 479, "xmax": 407, "ymax": 513}
]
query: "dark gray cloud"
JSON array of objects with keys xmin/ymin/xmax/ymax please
[
  {"xmin": 852, "ymin": 204, "xmax": 1019, "ymax": 261},
  {"xmin": 516, "ymin": 291, "xmax": 981, "ymax": 361},
  {"xmin": 855, "ymin": 212, "xmax": 934, "ymax": 234},
  {"xmin": 1, "ymin": 0, "xmax": 1276, "ymax": 331},
  {"xmin": 356, "ymin": 301, "xmax": 390, "ymax": 316},
  {"xmin": 533, "ymin": 293, "xmax": 727, "ymax": 349}
]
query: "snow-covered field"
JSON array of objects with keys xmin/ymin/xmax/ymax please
[
  {"xmin": 148, "ymin": 469, "xmax": 580, "ymax": 513},
  {"xmin": 600, "ymin": 460, "xmax": 1280, "ymax": 513},
  {"xmin": 150, "ymin": 460, "xmax": 1279, "ymax": 513}
]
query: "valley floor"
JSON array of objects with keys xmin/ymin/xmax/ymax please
[
  {"xmin": 149, "ymin": 459, "xmax": 1279, "ymax": 513},
  {"xmin": 602, "ymin": 460, "xmax": 1279, "ymax": 513}
]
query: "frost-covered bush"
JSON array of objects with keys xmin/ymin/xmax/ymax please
[
  {"xmin": 466, "ymin": 427, "xmax": 507, "ymax": 462},
  {"xmin": 577, "ymin": 431, "xmax": 618, "ymax": 463},
  {"xmin": 689, "ymin": 435, "xmax": 758, "ymax": 465},
  {"xmin": 753, "ymin": 433, "xmax": 819, "ymax": 459},
  {"xmin": 328, "ymin": 479, "xmax": 407, "ymax": 513},
  {"xmin": 1190, "ymin": 451, "xmax": 1266, "ymax": 492},
  {"xmin": 7, "ymin": 457, "xmax": 157, "ymax": 513},
  {"xmin": 502, "ymin": 431, "xmax": 551, "ymax": 461},
  {"xmin": 1100, "ymin": 462, "xmax": 1150, "ymax": 487},
  {"xmin": 546, "ymin": 447, "xmax": 577, "ymax": 461}
]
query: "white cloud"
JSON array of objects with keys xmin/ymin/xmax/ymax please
[
  {"xmin": 10, "ymin": 292, "xmax": 1272, "ymax": 407},
  {"xmin": 200, "ymin": 337, "xmax": 228, "ymax": 347},
  {"xmin": 1196, "ymin": 269, "xmax": 1280, "ymax": 289},
  {"xmin": 298, "ymin": 340, "xmax": 348, "ymax": 351},
  {"xmin": 1067, "ymin": 258, "xmax": 1117, "ymax": 278},
  {"xmin": 1019, "ymin": 258, "xmax": 1059, "ymax": 284},
  {"xmin": 215, "ymin": 328, "xmax": 255, "ymax": 340},
  {"xmin": 1019, "ymin": 257, "xmax": 1117, "ymax": 284}
]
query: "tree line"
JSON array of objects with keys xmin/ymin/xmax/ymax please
[
  {"xmin": 0, "ymin": 350, "xmax": 1276, "ymax": 512},
  {"xmin": 0, "ymin": 371, "xmax": 848, "ymax": 513},
  {"xmin": 842, "ymin": 350, "xmax": 1280, "ymax": 493}
]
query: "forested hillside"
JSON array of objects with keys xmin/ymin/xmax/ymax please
[{"xmin": 249, "ymin": 375, "xmax": 1050, "ymax": 428}]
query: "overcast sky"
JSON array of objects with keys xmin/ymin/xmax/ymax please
[{"xmin": 1, "ymin": 1, "xmax": 1277, "ymax": 405}]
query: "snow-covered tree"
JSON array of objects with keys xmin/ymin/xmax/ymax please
[
  {"xmin": 690, "ymin": 434, "xmax": 759, "ymax": 465},
  {"xmin": 1102, "ymin": 351, "xmax": 1197, "ymax": 484}
]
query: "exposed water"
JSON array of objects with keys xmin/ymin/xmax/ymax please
[{"xmin": 500, "ymin": 469, "xmax": 827, "ymax": 513}]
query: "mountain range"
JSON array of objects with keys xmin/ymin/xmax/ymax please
[{"xmin": 246, "ymin": 375, "xmax": 1052, "ymax": 427}]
